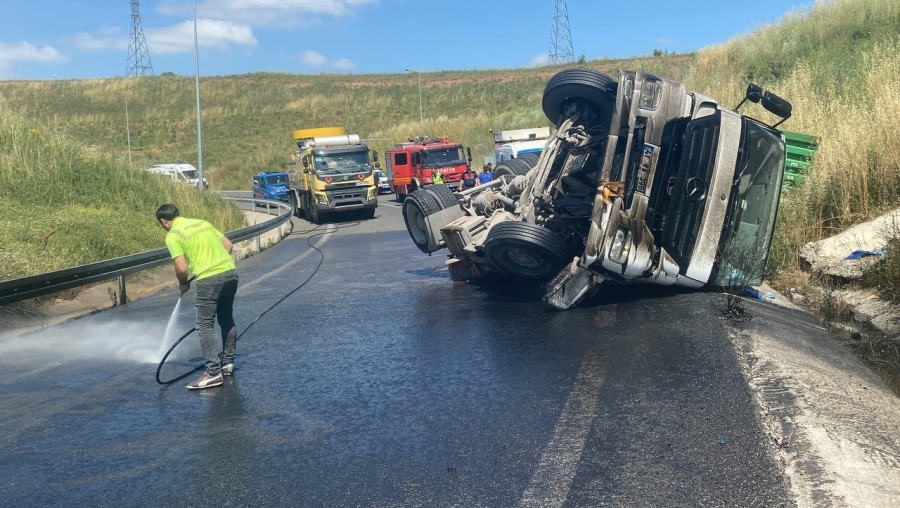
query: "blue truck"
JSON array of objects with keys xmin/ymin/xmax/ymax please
[{"xmin": 252, "ymin": 171, "xmax": 291, "ymax": 203}]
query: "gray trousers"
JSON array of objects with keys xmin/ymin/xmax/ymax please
[{"xmin": 194, "ymin": 270, "xmax": 239, "ymax": 375}]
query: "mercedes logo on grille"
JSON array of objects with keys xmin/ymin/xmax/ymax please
[{"xmin": 684, "ymin": 176, "xmax": 707, "ymax": 202}]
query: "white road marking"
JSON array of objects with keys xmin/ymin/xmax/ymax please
[
  {"xmin": 238, "ymin": 223, "xmax": 335, "ymax": 293},
  {"xmin": 518, "ymin": 307, "xmax": 614, "ymax": 508}
]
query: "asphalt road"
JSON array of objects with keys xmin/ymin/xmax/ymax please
[{"xmin": 0, "ymin": 194, "xmax": 792, "ymax": 507}]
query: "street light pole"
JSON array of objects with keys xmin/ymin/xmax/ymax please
[
  {"xmin": 124, "ymin": 96, "xmax": 132, "ymax": 166},
  {"xmin": 417, "ymin": 71, "xmax": 423, "ymax": 123},
  {"xmin": 114, "ymin": 92, "xmax": 133, "ymax": 165},
  {"xmin": 193, "ymin": 0, "xmax": 204, "ymax": 189},
  {"xmin": 405, "ymin": 69, "xmax": 423, "ymax": 123}
]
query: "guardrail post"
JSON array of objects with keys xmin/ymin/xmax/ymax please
[
  {"xmin": 117, "ymin": 276, "xmax": 127, "ymax": 305},
  {"xmin": 256, "ymin": 233, "xmax": 261, "ymax": 253}
]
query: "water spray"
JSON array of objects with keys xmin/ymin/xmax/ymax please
[{"xmin": 155, "ymin": 221, "xmax": 361, "ymax": 385}]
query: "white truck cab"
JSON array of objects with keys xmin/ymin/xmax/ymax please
[{"xmin": 492, "ymin": 127, "xmax": 551, "ymax": 163}]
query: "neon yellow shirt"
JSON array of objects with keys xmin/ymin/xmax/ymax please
[{"xmin": 165, "ymin": 217, "xmax": 236, "ymax": 280}]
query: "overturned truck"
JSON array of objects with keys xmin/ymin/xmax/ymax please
[{"xmin": 402, "ymin": 69, "xmax": 792, "ymax": 310}]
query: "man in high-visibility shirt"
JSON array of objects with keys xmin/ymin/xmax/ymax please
[{"xmin": 156, "ymin": 204, "xmax": 239, "ymax": 390}]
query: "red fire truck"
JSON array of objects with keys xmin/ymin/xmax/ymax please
[{"xmin": 385, "ymin": 136, "xmax": 472, "ymax": 201}]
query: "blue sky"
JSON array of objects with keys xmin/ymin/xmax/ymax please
[{"xmin": 0, "ymin": 0, "xmax": 813, "ymax": 80}]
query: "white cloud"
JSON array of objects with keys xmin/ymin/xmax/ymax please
[
  {"xmin": 300, "ymin": 50, "xmax": 327, "ymax": 67},
  {"xmin": 655, "ymin": 36, "xmax": 672, "ymax": 45},
  {"xmin": 529, "ymin": 52, "xmax": 550, "ymax": 67},
  {"xmin": 0, "ymin": 41, "xmax": 67, "ymax": 77},
  {"xmin": 157, "ymin": 0, "xmax": 379, "ymax": 25},
  {"xmin": 0, "ymin": 41, "xmax": 67, "ymax": 64},
  {"xmin": 330, "ymin": 57, "xmax": 355, "ymax": 71},
  {"xmin": 146, "ymin": 19, "xmax": 258, "ymax": 55},
  {"xmin": 298, "ymin": 51, "xmax": 355, "ymax": 72}
]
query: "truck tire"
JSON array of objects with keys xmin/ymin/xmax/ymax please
[
  {"xmin": 494, "ymin": 158, "xmax": 532, "ymax": 181},
  {"xmin": 517, "ymin": 152, "xmax": 541, "ymax": 169},
  {"xmin": 290, "ymin": 193, "xmax": 299, "ymax": 217},
  {"xmin": 425, "ymin": 184, "xmax": 458, "ymax": 210},
  {"xmin": 542, "ymin": 68, "xmax": 616, "ymax": 128},
  {"xmin": 403, "ymin": 189, "xmax": 443, "ymax": 253},
  {"xmin": 484, "ymin": 221, "xmax": 570, "ymax": 281},
  {"xmin": 307, "ymin": 195, "xmax": 322, "ymax": 224},
  {"xmin": 360, "ymin": 207, "xmax": 376, "ymax": 220}
]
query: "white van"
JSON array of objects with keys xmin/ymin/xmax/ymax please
[{"xmin": 146, "ymin": 163, "xmax": 208, "ymax": 188}]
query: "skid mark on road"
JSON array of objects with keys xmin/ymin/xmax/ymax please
[{"xmin": 518, "ymin": 306, "xmax": 615, "ymax": 508}]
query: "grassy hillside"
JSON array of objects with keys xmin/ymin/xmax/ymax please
[
  {"xmin": 0, "ymin": 0, "xmax": 898, "ymax": 291},
  {"xmin": 0, "ymin": 98, "xmax": 244, "ymax": 281}
]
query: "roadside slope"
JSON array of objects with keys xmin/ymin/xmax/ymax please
[{"xmin": 726, "ymin": 299, "xmax": 900, "ymax": 507}]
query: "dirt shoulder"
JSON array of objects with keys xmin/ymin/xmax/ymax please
[
  {"xmin": 0, "ymin": 211, "xmax": 290, "ymax": 340},
  {"xmin": 725, "ymin": 298, "xmax": 900, "ymax": 507}
]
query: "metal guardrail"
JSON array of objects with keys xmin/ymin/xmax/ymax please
[{"xmin": 0, "ymin": 197, "xmax": 293, "ymax": 306}]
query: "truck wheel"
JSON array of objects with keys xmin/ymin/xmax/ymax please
[
  {"xmin": 494, "ymin": 158, "xmax": 532, "ymax": 181},
  {"xmin": 542, "ymin": 68, "xmax": 616, "ymax": 128},
  {"xmin": 484, "ymin": 222, "xmax": 570, "ymax": 280},
  {"xmin": 425, "ymin": 184, "xmax": 458, "ymax": 209},
  {"xmin": 402, "ymin": 189, "xmax": 442, "ymax": 253},
  {"xmin": 517, "ymin": 152, "xmax": 541, "ymax": 169},
  {"xmin": 360, "ymin": 208, "xmax": 376, "ymax": 220},
  {"xmin": 308, "ymin": 196, "xmax": 322, "ymax": 224}
]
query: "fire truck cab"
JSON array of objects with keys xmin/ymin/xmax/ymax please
[{"xmin": 385, "ymin": 136, "xmax": 472, "ymax": 201}]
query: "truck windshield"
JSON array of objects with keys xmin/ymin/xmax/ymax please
[
  {"xmin": 263, "ymin": 174, "xmax": 288, "ymax": 185},
  {"xmin": 720, "ymin": 120, "xmax": 785, "ymax": 284},
  {"xmin": 180, "ymin": 169, "xmax": 198, "ymax": 179},
  {"xmin": 313, "ymin": 151, "xmax": 371, "ymax": 176},
  {"xmin": 422, "ymin": 147, "xmax": 465, "ymax": 168}
]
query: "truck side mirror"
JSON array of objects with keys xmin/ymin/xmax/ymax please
[
  {"xmin": 466, "ymin": 147, "xmax": 472, "ymax": 162},
  {"xmin": 734, "ymin": 83, "xmax": 764, "ymax": 112},
  {"xmin": 372, "ymin": 151, "xmax": 379, "ymax": 163},
  {"xmin": 746, "ymin": 83, "xmax": 763, "ymax": 103},
  {"xmin": 762, "ymin": 91, "xmax": 792, "ymax": 119}
]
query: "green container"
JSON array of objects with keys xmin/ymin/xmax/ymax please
[{"xmin": 781, "ymin": 130, "xmax": 820, "ymax": 190}]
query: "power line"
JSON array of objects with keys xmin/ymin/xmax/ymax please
[
  {"xmin": 549, "ymin": 0, "xmax": 574, "ymax": 65},
  {"xmin": 127, "ymin": 0, "xmax": 154, "ymax": 77}
]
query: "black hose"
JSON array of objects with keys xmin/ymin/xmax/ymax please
[{"xmin": 155, "ymin": 219, "xmax": 360, "ymax": 385}]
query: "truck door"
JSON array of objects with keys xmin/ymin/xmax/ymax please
[{"xmin": 385, "ymin": 152, "xmax": 394, "ymax": 181}]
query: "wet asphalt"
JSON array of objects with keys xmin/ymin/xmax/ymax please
[{"xmin": 0, "ymin": 195, "xmax": 793, "ymax": 507}]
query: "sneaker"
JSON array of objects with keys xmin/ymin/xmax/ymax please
[
  {"xmin": 221, "ymin": 363, "xmax": 234, "ymax": 376},
  {"xmin": 186, "ymin": 372, "xmax": 224, "ymax": 390}
]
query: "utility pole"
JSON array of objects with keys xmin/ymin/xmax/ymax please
[{"xmin": 549, "ymin": 0, "xmax": 575, "ymax": 65}]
